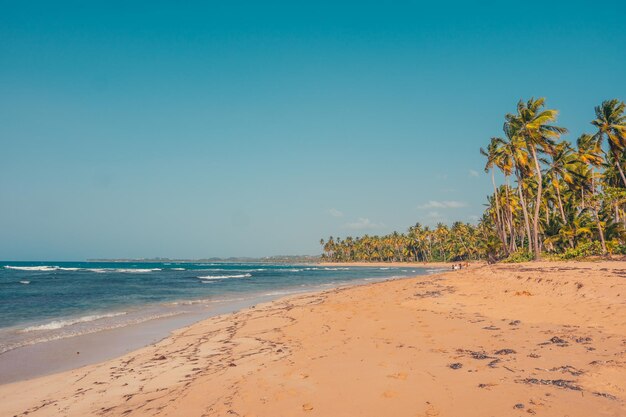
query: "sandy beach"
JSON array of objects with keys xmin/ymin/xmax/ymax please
[{"xmin": 1, "ymin": 261, "xmax": 624, "ymax": 416}]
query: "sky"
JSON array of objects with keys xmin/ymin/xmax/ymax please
[{"xmin": 1, "ymin": 1, "xmax": 625, "ymax": 260}]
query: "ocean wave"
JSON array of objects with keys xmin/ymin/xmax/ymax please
[
  {"xmin": 263, "ymin": 290, "xmax": 297, "ymax": 296},
  {"xmin": 197, "ymin": 273, "xmax": 252, "ymax": 280},
  {"xmin": 4, "ymin": 265, "xmax": 162, "ymax": 274},
  {"xmin": 85, "ymin": 268, "xmax": 162, "ymax": 273},
  {"xmin": 1, "ymin": 311, "xmax": 185, "ymax": 355},
  {"xmin": 426, "ymin": 268, "xmax": 448, "ymax": 273},
  {"xmin": 5, "ymin": 265, "xmax": 58, "ymax": 271},
  {"xmin": 21, "ymin": 312, "xmax": 128, "ymax": 332},
  {"xmin": 171, "ymin": 268, "xmax": 186, "ymax": 271}
]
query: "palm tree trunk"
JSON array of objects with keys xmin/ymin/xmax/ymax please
[
  {"xmin": 516, "ymin": 173, "xmax": 533, "ymax": 255},
  {"xmin": 491, "ymin": 171, "xmax": 508, "ymax": 253},
  {"xmin": 554, "ymin": 185, "xmax": 574, "ymax": 248},
  {"xmin": 505, "ymin": 179, "xmax": 516, "ymax": 253},
  {"xmin": 614, "ymin": 151, "xmax": 626, "ymax": 188},
  {"xmin": 530, "ymin": 146, "xmax": 543, "ymax": 260},
  {"xmin": 593, "ymin": 209, "xmax": 607, "ymax": 255}
]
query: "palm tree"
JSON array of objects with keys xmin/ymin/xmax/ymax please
[
  {"xmin": 505, "ymin": 98, "xmax": 567, "ymax": 259},
  {"xmin": 591, "ymin": 99, "xmax": 626, "ymax": 187},
  {"xmin": 480, "ymin": 138, "xmax": 508, "ymax": 253}
]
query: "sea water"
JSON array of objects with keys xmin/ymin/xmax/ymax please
[{"xmin": 0, "ymin": 262, "xmax": 438, "ymax": 355}]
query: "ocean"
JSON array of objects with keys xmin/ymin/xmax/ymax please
[{"xmin": 0, "ymin": 262, "xmax": 440, "ymax": 356}]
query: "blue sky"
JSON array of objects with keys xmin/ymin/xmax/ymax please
[{"xmin": 1, "ymin": 1, "xmax": 625, "ymax": 260}]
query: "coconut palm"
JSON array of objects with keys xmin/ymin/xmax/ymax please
[
  {"xmin": 591, "ymin": 99, "xmax": 626, "ymax": 187},
  {"xmin": 505, "ymin": 98, "xmax": 567, "ymax": 259}
]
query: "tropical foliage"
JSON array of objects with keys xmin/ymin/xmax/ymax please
[{"xmin": 321, "ymin": 98, "xmax": 626, "ymax": 262}]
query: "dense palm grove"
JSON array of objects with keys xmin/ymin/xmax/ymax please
[{"xmin": 321, "ymin": 98, "xmax": 626, "ymax": 262}]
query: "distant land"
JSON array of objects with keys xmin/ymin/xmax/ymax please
[{"xmin": 87, "ymin": 255, "xmax": 322, "ymax": 264}]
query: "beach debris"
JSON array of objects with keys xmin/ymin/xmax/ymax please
[
  {"xmin": 414, "ymin": 291, "xmax": 442, "ymax": 298},
  {"xmin": 154, "ymin": 355, "xmax": 167, "ymax": 361},
  {"xmin": 487, "ymin": 359, "xmax": 501, "ymax": 368},
  {"xmin": 448, "ymin": 363, "xmax": 463, "ymax": 369},
  {"xmin": 478, "ymin": 383, "xmax": 497, "ymax": 389},
  {"xmin": 302, "ymin": 403, "xmax": 314, "ymax": 411},
  {"xmin": 495, "ymin": 349, "xmax": 516, "ymax": 355},
  {"xmin": 482, "ymin": 325, "xmax": 500, "ymax": 331},
  {"xmin": 228, "ymin": 362, "xmax": 237, "ymax": 367},
  {"xmin": 518, "ymin": 378, "xmax": 581, "ymax": 391},
  {"xmin": 515, "ymin": 291, "xmax": 533, "ymax": 296},
  {"xmin": 528, "ymin": 353, "xmax": 541, "ymax": 358},
  {"xmin": 509, "ymin": 320, "xmax": 522, "ymax": 326},
  {"xmin": 549, "ymin": 336, "xmax": 567, "ymax": 344},
  {"xmin": 549, "ymin": 365, "xmax": 584, "ymax": 376},
  {"xmin": 575, "ymin": 336, "xmax": 592, "ymax": 344},
  {"xmin": 539, "ymin": 336, "xmax": 568, "ymax": 346},
  {"xmin": 513, "ymin": 403, "xmax": 525, "ymax": 409},
  {"xmin": 592, "ymin": 392, "xmax": 618, "ymax": 400},
  {"xmin": 456, "ymin": 349, "xmax": 493, "ymax": 360},
  {"xmin": 471, "ymin": 351, "xmax": 491, "ymax": 360}
]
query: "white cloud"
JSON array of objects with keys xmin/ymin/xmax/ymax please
[
  {"xmin": 469, "ymin": 169, "xmax": 479, "ymax": 177},
  {"xmin": 343, "ymin": 218, "xmax": 384, "ymax": 230},
  {"xmin": 417, "ymin": 200, "xmax": 467, "ymax": 209},
  {"xmin": 327, "ymin": 208, "xmax": 344, "ymax": 217}
]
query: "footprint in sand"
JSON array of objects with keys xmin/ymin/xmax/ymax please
[
  {"xmin": 387, "ymin": 372, "xmax": 408, "ymax": 380},
  {"xmin": 419, "ymin": 404, "xmax": 440, "ymax": 416},
  {"xmin": 382, "ymin": 390, "xmax": 398, "ymax": 398}
]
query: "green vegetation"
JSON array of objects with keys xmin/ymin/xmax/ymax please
[{"xmin": 321, "ymin": 98, "xmax": 626, "ymax": 262}]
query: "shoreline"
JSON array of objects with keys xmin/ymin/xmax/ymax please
[
  {"xmin": 317, "ymin": 261, "xmax": 480, "ymax": 268},
  {"xmin": 1, "ymin": 261, "xmax": 624, "ymax": 416},
  {"xmin": 0, "ymin": 272, "xmax": 422, "ymax": 385}
]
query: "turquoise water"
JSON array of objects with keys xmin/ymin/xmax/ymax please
[{"xmin": 0, "ymin": 262, "xmax": 438, "ymax": 354}]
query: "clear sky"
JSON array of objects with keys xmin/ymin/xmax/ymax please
[{"xmin": 1, "ymin": 1, "xmax": 625, "ymax": 260}]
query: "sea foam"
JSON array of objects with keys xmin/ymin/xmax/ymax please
[
  {"xmin": 5, "ymin": 265, "xmax": 59, "ymax": 271},
  {"xmin": 21, "ymin": 312, "xmax": 128, "ymax": 332},
  {"xmin": 197, "ymin": 273, "xmax": 252, "ymax": 280}
]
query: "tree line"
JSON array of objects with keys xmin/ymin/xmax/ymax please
[{"xmin": 320, "ymin": 98, "xmax": 626, "ymax": 262}]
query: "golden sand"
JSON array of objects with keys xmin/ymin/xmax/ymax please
[{"xmin": 1, "ymin": 261, "xmax": 624, "ymax": 416}]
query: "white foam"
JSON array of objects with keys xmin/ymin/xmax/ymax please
[
  {"xmin": 171, "ymin": 268, "xmax": 185, "ymax": 271},
  {"xmin": 20, "ymin": 280, "xmax": 30, "ymax": 285},
  {"xmin": 197, "ymin": 273, "xmax": 252, "ymax": 280},
  {"xmin": 21, "ymin": 312, "xmax": 128, "ymax": 332},
  {"xmin": 4, "ymin": 265, "xmax": 162, "ymax": 273},
  {"xmin": 263, "ymin": 290, "xmax": 296, "ymax": 296},
  {"xmin": 426, "ymin": 268, "xmax": 448, "ymax": 274},
  {"xmin": 5, "ymin": 265, "xmax": 58, "ymax": 271}
]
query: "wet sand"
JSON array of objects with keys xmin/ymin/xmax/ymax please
[{"xmin": 0, "ymin": 261, "xmax": 624, "ymax": 416}]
